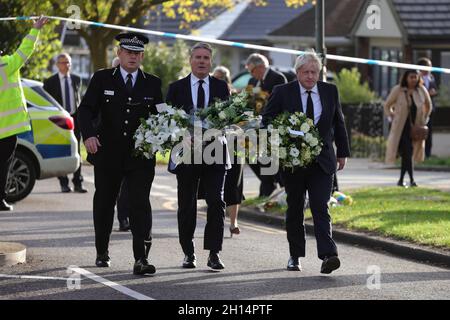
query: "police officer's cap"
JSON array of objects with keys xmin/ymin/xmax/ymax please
[{"xmin": 115, "ymin": 32, "xmax": 149, "ymax": 52}]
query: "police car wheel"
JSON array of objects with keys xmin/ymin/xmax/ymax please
[{"xmin": 5, "ymin": 150, "xmax": 37, "ymax": 203}]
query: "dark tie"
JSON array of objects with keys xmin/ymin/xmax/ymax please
[
  {"xmin": 197, "ymin": 79, "xmax": 205, "ymax": 109},
  {"xmin": 306, "ymin": 90, "xmax": 314, "ymax": 122},
  {"xmin": 64, "ymin": 76, "xmax": 71, "ymax": 114},
  {"xmin": 125, "ymin": 73, "xmax": 133, "ymax": 94}
]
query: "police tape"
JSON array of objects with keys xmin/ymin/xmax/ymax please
[{"xmin": 2, "ymin": 15, "xmax": 450, "ymax": 74}]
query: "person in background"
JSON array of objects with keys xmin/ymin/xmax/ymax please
[
  {"xmin": 417, "ymin": 57, "xmax": 438, "ymax": 158},
  {"xmin": 0, "ymin": 16, "xmax": 48, "ymax": 211},
  {"xmin": 245, "ymin": 53, "xmax": 286, "ymax": 198},
  {"xmin": 44, "ymin": 53, "xmax": 87, "ymax": 193},
  {"xmin": 213, "ymin": 65, "xmax": 243, "ymax": 237},
  {"xmin": 384, "ymin": 70, "xmax": 432, "ymax": 187}
]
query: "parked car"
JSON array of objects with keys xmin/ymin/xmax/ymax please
[{"xmin": 6, "ymin": 79, "xmax": 80, "ymax": 202}]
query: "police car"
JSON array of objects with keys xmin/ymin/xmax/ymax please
[{"xmin": 5, "ymin": 79, "xmax": 80, "ymax": 202}]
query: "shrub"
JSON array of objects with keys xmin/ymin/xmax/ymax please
[{"xmin": 334, "ymin": 68, "xmax": 378, "ymax": 104}]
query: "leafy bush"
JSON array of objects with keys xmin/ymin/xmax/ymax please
[
  {"xmin": 350, "ymin": 131, "xmax": 386, "ymax": 160},
  {"xmin": 142, "ymin": 40, "xmax": 191, "ymax": 97},
  {"xmin": 435, "ymin": 85, "xmax": 450, "ymax": 108},
  {"xmin": 334, "ymin": 68, "xmax": 378, "ymax": 104}
]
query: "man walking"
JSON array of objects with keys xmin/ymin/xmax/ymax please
[{"xmin": 78, "ymin": 32, "xmax": 163, "ymax": 275}]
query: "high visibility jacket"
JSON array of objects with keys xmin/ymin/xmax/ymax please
[{"xmin": 0, "ymin": 28, "xmax": 40, "ymax": 139}]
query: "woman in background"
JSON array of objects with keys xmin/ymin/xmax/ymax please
[{"xmin": 384, "ymin": 70, "xmax": 432, "ymax": 187}]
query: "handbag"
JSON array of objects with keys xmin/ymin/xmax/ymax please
[{"xmin": 406, "ymin": 92, "xmax": 429, "ymax": 141}]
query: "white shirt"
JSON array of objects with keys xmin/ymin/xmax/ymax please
[
  {"xmin": 298, "ymin": 82, "xmax": 323, "ymax": 125},
  {"xmin": 120, "ymin": 66, "xmax": 138, "ymax": 87},
  {"xmin": 58, "ymin": 72, "xmax": 75, "ymax": 115},
  {"xmin": 190, "ymin": 73, "xmax": 210, "ymax": 110}
]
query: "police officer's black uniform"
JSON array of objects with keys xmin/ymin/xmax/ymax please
[{"xmin": 78, "ymin": 33, "xmax": 163, "ymax": 275}]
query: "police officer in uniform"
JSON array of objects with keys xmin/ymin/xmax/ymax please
[{"xmin": 78, "ymin": 32, "xmax": 163, "ymax": 275}]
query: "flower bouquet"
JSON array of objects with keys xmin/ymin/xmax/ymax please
[
  {"xmin": 134, "ymin": 103, "xmax": 191, "ymax": 159},
  {"xmin": 267, "ymin": 111, "xmax": 323, "ymax": 171},
  {"xmin": 245, "ymin": 85, "xmax": 270, "ymax": 115}
]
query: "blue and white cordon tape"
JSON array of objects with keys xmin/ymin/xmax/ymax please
[{"xmin": 1, "ymin": 15, "xmax": 450, "ymax": 74}]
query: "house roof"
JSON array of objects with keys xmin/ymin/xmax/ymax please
[
  {"xmin": 221, "ymin": 0, "xmax": 310, "ymax": 42},
  {"xmin": 269, "ymin": 0, "xmax": 365, "ymax": 38},
  {"xmin": 392, "ymin": 0, "xmax": 450, "ymax": 38}
]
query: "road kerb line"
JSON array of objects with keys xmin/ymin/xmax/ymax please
[
  {"xmin": 69, "ymin": 267, "xmax": 154, "ymax": 300},
  {"xmin": 0, "ymin": 274, "xmax": 68, "ymax": 281}
]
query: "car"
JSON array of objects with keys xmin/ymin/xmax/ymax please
[{"xmin": 5, "ymin": 79, "xmax": 80, "ymax": 202}]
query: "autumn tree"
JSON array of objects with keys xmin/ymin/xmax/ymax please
[{"xmin": 2, "ymin": 0, "xmax": 313, "ymax": 72}]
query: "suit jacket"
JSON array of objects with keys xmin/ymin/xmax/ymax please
[
  {"xmin": 77, "ymin": 67, "xmax": 163, "ymax": 168},
  {"xmin": 43, "ymin": 73, "xmax": 81, "ymax": 114},
  {"xmin": 262, "ymin": 80, "xmax": 350, "ymax": 175},
  {"xmin": 248, "ymin": 68, "xmax": 287, "ymax": 94},
  {"xmin": 166, "ymin": 74, "xmax": 230, "ymax": 173}
]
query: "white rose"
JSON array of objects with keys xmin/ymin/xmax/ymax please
[
  {"xmin": 292, "ymin": 158, "xmax": 300, "ymax": 166},
  {"xmin": 253, "ymin": 87, "xmax": 261, "ymax": 94},
  {"xmin": 310, "ymin": 138, "xmax": 318, "ymax": 147},
  {"xmin": 219, "ymin": 111, "xmax": 227, "ymax": 120},
  {"xmin": 300, "ymin": 123, "xmax": 310, "ymax": 133},
  {"xmin": 289, "ymin": 147, "xmax": 300, "ymax": 158},
  {"xmin": 289, "ymin": 116, "xmax": 297, "ymax": 126}
]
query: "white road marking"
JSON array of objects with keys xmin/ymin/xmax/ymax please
[
  {"xmin": 69, "ymin": 267, "xmax": 154, "ymax": 300},
  {"xmin": 0, "ymin": 274, "xmax": 68, "ymax": 281}
]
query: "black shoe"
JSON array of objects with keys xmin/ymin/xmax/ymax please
[
  {"xmin": 61, "ymin": 185, "xmax": 72, "ymax": 193},
  {"xmin": 207, "ymin": 253, "xmax": 225, "ymax": 270},
  {"xmin": 0, "ymin": 199, "xmax": 13, "ymax": 211},
  {"xmin": 397, "ymin": 180, "xmax": 407, "ymax": 188},
  {"xmin": 320, "ymin": 256, "xmax": 340, "ymax": 274},
  {"xmin": 182, "ymin": 254, "xmax": 197, "ymax": 268},
  {"xmin": 74, "ymin": 185, "xmax": 88, "ymax": 193},
  {"xmin": 410, "ymin": 181, "xmax": 418, "ymax": 187},
  {"xmin": 119, "ymin": 219, "xmax": 130, "ymax": 232},
  {"xmin": 95, "ymin": 253, "xmax": 111, "ymax": 267},
  {"xmin": 133, "ymin": 258, "xmax": 156, "ymax": 275},
  {"xmin": 287, "ymin": 256, "xmax": 301, "ymax": 271}
]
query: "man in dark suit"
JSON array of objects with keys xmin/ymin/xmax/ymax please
[
  {"xmin": 44, "ymin": 53, "xmax": 87, "ymax": 193},
  {"xmin": 166, "ymin": 42, "xmax": 230, "ymax": 270},
  {"xmin": 417, "ymin": 57, "xmax": 438, "ymax": 158},
  {"xmin": 78, "ymin": 32, "xmax": 163, "ymax": 275},
  {"xmin": 245, "ymin": 53, "xmax": 287, "ymax": 197},
  {"xmin": 262, "ymin": 51, "xmax": 350, "ymax": 274}
]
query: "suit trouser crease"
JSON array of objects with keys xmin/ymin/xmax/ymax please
[
  {"xmin": 176, "ymin": 164, "xmax": 226, "ymax": 255},
  {"xmin": 283, "ymin": 164, "xmax": 338, "ymax": 260},
  {"xmin": 93, "ymin": 164, "xmax": 154, "ymax": 260},
  {"xmin": 59, "ymin": 114, "xmax": 83, "ymax": 186}
]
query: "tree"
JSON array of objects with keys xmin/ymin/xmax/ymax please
[
  {"xmin": 3, "ymin": 0, "xmax": 313, "ymax": 71},
  {"xmin": 0, "ymin": 0, "xmax": 62, "ymax": 80}
]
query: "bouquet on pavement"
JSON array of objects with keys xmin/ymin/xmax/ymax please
[
  {"xmin": 134, "ymin": 103, "xmax": 191, "ymax": 159},
  {"xmin": 267, "ymin": 111, "xmax": 323, "ymax": 171}
]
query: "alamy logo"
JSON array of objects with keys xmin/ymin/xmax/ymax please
[
  {"xmin": 366, "ymin": 265, "xmax": 381, "ymax": 290},
  {"xmin": 67, "ymin": 265, "xmax": 81, "ymax": 290},
  {"xmin": 66, "ymin": 5, "xmax": 81, "ymax": 30},
  {"xmin": 366, "ymin": 4, "xmax": 381, "ymax": 30}
]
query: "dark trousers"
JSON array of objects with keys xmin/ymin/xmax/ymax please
[
  {"xmin": 249, "ymin": 163, "xmax": 283, "ymax": 197},
  {"xmin": 0, "ymin": 135, "xmax": 18, "ymax": 200},
  {"xmin": 425, "ymin": 110, "xmax": 433, "ymax": 158},
  {"xmin": 116, "ymin": 178, "xmax": 130, "ymax": 222},
  {"xmin": 93, "ymin": 163, "xmax": 155, "ymax": 261},
  {"xmin": 282, "ymin": 163, "xmax": 338, "ymax": 260},
  {"xmin": 59, "ymin": 114, "xmax": 83, "ymax": 186},
  {"xmin": 399, "ymin": 121, "xmax": 414, "ymax": 182},
  {"xmin": 176, "ymin": 164, "xmax": 226, "ymax": 255}
]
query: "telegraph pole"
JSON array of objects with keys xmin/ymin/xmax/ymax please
[{"xmin": 315, "ymin": 0, "xmax": 327, "ymax": 81}]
